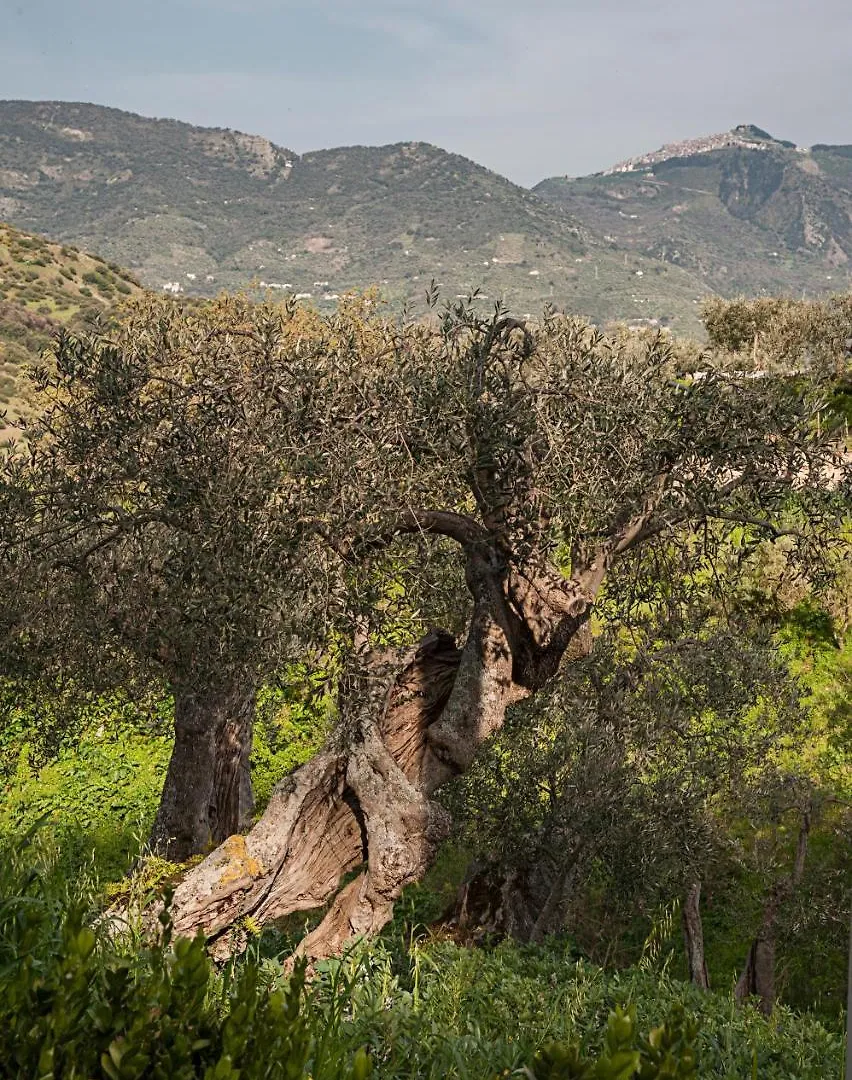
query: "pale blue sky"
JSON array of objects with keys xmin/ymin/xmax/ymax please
[{"xmin": 1, "ymin": 0, "xmax": 850, "ymax": 185}]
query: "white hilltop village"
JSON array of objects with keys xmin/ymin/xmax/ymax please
[{"xmin": 599, "ymin": 123, "xmax": 806, "ymax": 176}]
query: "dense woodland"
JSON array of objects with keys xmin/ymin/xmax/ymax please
[{"xmin": 0, "ymin": 285, "xmax": 850, "ymax": 1078}]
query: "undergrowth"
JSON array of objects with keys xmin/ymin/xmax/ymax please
[{"xmin": 0, "ymin": 836, "xmax": 843, "ymax": 1079}]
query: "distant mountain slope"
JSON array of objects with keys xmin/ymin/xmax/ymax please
[
  {"xmin": 534, "ymin": 125, "xmax": 852, "ymax": 301},
  {"xmin": 0, "ymin": 101, "xmax": 709, "ymax": 333},
  {"xmin": 0, "ymin": 221, "xmax": 141, "ymax": 434}
]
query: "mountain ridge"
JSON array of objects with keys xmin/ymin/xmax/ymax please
[
  {"xmin": 3, "ymin": 102, "xmax": 851, "ymax": 339},
  {"xmin": 535, "ymin": 124, "xmax": 852, "ymax": 303},
  {"xmin": 0, "ymin": 100, "xmax": 713, "ymax": 334}
]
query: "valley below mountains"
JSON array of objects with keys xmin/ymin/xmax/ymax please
[{"xmin": 1, "ymin": 103, "xmax": 851, "ymax": 340}]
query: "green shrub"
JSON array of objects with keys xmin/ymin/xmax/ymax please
[
  {"xmin": 307, "ymin": 939, "xmax": 843, "ymax": 1078},
  {"xmin": 527, "ymin": 1004, "xmax": 698, "ymax": 1079},
  {"xmin": 0, "ymin": 839, "xmax": 369, "ymax": 1079}
]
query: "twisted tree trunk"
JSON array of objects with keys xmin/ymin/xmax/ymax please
[
  {"xmin": 166, "ymin": 542, "xmax": 597, "ymax": 959},
  {"xmin": 150, "ymin": 680, "xmax": 256, "ymax": 862}
]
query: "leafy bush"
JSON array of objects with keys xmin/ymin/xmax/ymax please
[
  {"xmin": 0, "ymin": 838, "xmax": 372, "ymax": 1079},
  {"xmin": 526, "ymin": 1004, "xmax": 699, "ymax": 1079},
  {"xmin": 310, "ymin": 939, "xmax": 843, "ymax": 1079},
  {"xmin": 0, "ymin": 836, "xmax": 844, "ymax": 1077}
]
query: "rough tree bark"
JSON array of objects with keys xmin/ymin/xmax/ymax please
[
  {"xmin": 150, "ymin": 681, "xmax": 256, "ymax": 861},
  {"xmin": 166, "ymin": 531, "xmax": 600, "ymax": 959},
  {"xmin": 681, "ymin": 881, "xmax": 710, "ymax": 990},
  {"xmin": 530, "ymin": 859, "xmax": 583, "ymax": 945},
  {"xmin": 735, "ymin": 806, "xmax": 812, "ymax": 1015}
]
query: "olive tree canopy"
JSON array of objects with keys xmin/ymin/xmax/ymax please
[
  {"xmin": 163, "ymin": 297, "xmax": 846, "ymax": 958},
  {"xmin": 3, "ymin": 292, "xmax": 847, "ymax": 955},
  {"xmin": 2, "ymin": 295, "xmax": 339, "ymax": 857}
]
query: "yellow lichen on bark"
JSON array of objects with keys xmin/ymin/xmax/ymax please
[{"xmin": 217, "ymin": 834, "xmax": 265, "ymax": 886}]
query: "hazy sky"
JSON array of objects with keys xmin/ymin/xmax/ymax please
[{"xmin": 1, "ymin": 0, "xmax": 850, "ymax": 186}]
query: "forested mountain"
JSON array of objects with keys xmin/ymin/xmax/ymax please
[
  {"xmin": 535, "ymin": 124, "xmax": 852, "ymax": 303},
  {"xmin": 0, "ymin": 100, "xmax": 711, "ymax": 333}
]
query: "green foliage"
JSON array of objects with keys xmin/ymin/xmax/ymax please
[
  {"xmin": 0, "ymin": 669, "xmax": 329, "ymax": 879},
  {"xmin": 0, "ymin": 829, "xmax": 844, "ymax": 1078},
  {"xmin": 0, "ymin": 715, "xmax": 172, "ymax": 880},
  {"xmin": 449, "ymin": 613, "xmax": 812, "ymax": 928},
  {"xmin": 527, "ymin": 1005, "xmax": 698, "ymax": 1079},
  {"xmin": 306, "ymin": 938, "xmax": 842, "ymax": 1078},
  {"xmin": 0, "ymin": 839, "xmax": 369, "ymax": 1080},
  {"xmin": 251, "ymin": 672, "xmax": 332, "ymax": 811}
]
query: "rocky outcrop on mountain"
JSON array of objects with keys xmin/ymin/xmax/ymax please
[{"xmin": 535, "ymin": 126, "xmax": 852, "ymax": 302}]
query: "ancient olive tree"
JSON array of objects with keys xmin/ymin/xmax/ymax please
[
  {"xmin": 152, "ymin": 298, "xmax": 846, "ymax": 960},
  {"xmin": 1, "ymin": 295, "xmax": 341, "ymax": 859}
]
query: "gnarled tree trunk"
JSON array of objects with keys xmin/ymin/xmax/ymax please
[
  {"xmin": 443, "ymin": 848, "xmax": 584, "ymax": 946},
  {"xmin": 150, "ymin": 680, "xmax": 256, "ymax": 861},
  {"xmin": 166, "ymin": 542, "xmax": 597, "ymax": 959}
]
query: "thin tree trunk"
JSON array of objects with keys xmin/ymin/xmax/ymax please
[
  {"xmin": 734, "ymin": 888, "xmax": 781, "ymax": 1016},
  {"xmin": 150, "ymin": 681, "xmax": 256, "ymax": 862},
  {"xmin": 682, "ymin": 881, "xmax": 710, "ymax": 990},
  {"xmin": 530, "ymin": 859, "xmax": 582, "ymax": 944},
  {"xmin": 165, "ymin": 546, "xmax": 597, "ymax": 959},
  {"xmin": 735, "ymin": 806, "xmax": 811, "ymax": 1015}
]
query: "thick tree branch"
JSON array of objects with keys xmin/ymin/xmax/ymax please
[{"xmin": 324, "ymin": 509, "xmax": 491, "ymax": 562}]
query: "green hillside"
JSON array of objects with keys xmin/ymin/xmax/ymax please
[
  {"xmin": 0, "ymin": 100, "xmax": 710, "ymax": 334},
  {"xmin": 0, "ymin": 221, "xmax": 141, "ymax": 435},
  {"xmin": 5, "ymin": 105, "xmax": 851, "ymax": 339},
  {"xmin": 535, "ymin": 125, "xmax": 852, "ymax": 302}
]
